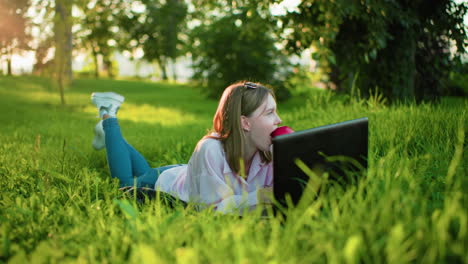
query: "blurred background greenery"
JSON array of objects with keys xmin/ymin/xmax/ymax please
[{"xmin": 0, "ymin": 0, "xmax": 467, "ymax": 104}]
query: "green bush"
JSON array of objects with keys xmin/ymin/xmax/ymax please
[
  {"xmin": 447, "ymin": 62, "xmax": 468, "ymax": 96},
  {"xmin": 190, "ymin": 10, "xmax": 291, "ymax": 101}
]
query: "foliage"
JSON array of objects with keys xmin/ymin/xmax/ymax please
[
  {"xmin": 278, "ymin": 0, "xmax": 468, "ymax": 102},
  {"xmin": 281, "ymin": 66, "xmax": 319, "ymax": 94},
  {"xmin": 189, "ymin": 0, "xmax": 291, "ymax": 100},
  {"xmin": 448, "ymin": 61, "xmax": 468, "ymax": 96},
  {"xmin": 0, "ymin": 76, "xmax": 466, "ymax": 263},
  {"xmin": 0, "ymin": 0, "xmax": 31, "ymax": 75},
  {"xmin": 27, "ymin": 0, "xmax": 55, "ymax": 76},
  {"xmin": 76, "ymin": 0, "xmax": 124, "ymax": 78},
  {"xmin": 118, "ymin": 0, "xmax": 188, "ymax": 80}
]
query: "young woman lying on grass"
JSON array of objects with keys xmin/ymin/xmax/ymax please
[{"xmin": 91, "ymin": 81, "xmax": 282, "ymax": 213}]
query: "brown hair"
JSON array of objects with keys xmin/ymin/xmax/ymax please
[{"xmin": 206, "ymin": 81, "xmax": 275, "ymax": 175}]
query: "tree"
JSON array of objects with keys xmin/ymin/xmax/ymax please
[
  {"xmin": 30, "ymin": 0, "xmax": 55, "ymax": 76},
  {"xmin": 278, "ymin": 0, "xmax": 468, "ymax": 102},
  {"xmin": 0, "ymin": 0, "xmax": 30, "ymax": 75},
  {"xmin": 118, "ymin": 0, "xmax": 188, "ymax": 80},
  {"xmin": 77, "ymin": 0, "xmax": 122, "ymax": 78},
  {"xmin": 54, "ymin": 0, "xmax": 73, "ymax": 105},
  {"xmin": 188, "ymin": 0, "xmax": 291, "ymax": 99}
]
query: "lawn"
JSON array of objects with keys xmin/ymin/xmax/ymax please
[{"xmin": 0, "ymin": 76, "xmax": 466, "ymax": 263}]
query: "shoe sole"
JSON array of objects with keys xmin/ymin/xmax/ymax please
[{"xmin": 91, "ymin": 92, "xmax": 125, "ymax": 104}]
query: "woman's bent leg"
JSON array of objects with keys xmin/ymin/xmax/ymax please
[
  {"xmin": 137, "ymin": 165, "xmax": 183, "ymax": 187},
  {"xmin": 125, "ymin": 141, "xmax": 153, "ymax": 177},
  {"xmin": 103, "ymin": 118, "xmax": 153, "ymax": 187}
]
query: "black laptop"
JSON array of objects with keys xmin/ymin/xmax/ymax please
[{"xmin": 272, "ymin": 117, "xmax": 368, "ymax": 207}]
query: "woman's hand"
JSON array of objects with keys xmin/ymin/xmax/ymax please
[{"xmin": 257, "ymin": 187, "xmax": 274, "ymax": 204}]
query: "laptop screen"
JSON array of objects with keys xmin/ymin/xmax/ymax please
[{"xmin": 272, "ymin": 117, "xmax": 368, "ymax": 206}]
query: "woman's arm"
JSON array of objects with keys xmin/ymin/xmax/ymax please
[{"xmin": 189, "ymin": 139, "xmax": 269, "ymax": 213}]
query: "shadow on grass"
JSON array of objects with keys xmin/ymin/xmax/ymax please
[
  {"xmin": 0, "ymin": 76, "xmax": 218, "ymax": 121},
  {"xmin": 0, "ymin": 75, "xmax": 219, "ymax": 174}
]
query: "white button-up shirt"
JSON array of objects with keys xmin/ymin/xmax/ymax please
[{"xmin": 155, "ymin": 136, "xmax": 273, "ymax": 213}]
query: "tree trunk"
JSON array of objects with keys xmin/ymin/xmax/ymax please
[
  {"xmin": 6, "ymin": 48, "xmax": 12, "ymax": 76},
  {"xmin": 157, "ymin": 57, "xmax": 168, "ymax": 80},
  {"xmin": 161, "ymin": 65, "xmax": 168, "ymax": 80},
  {"xmin": 391, "ymin": 26, "xmax": 416, "ymax": 101},
  {"xmin": 54, "ymin": 0, "xmax": 73, "ymax": 105},
  {"xmin": 108, "ymin": 60, "xmax": 114, "ymax": 78},
  {"xmin": 58, "ymin": 64, "xmax": 66, "ymax": 105},
  {"xmin": 328, "ymin": 64, "xmax": 343, "ymax": 92},
  {"xmin": 104, "ymin": 56, "xmax": 114, "ymax": 78},
  {"xmin": 171, "ymin": 58, "xmax": 177, "ymax": 81},
  {"xmin": 92, "ymin": 46, "xmax": 99, "ymax": 78},
  {"xmin": 7, "ymin": 57, "xmax": 12, "ymax": 76},
  {"xmin": 66, "ymin": 24, "xmax": 73, "ymax": 82}
]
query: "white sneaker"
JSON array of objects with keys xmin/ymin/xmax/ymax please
[
  {"xmin": 91, "ymin": 92, "xmax": 125, "ymax": 118},
  {"xmin": 92, "ymin": 120, "xmax": 106, "ymax": 150}
]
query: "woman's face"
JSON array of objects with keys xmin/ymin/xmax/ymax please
[{"xmin": 243, "ymin": 93, "xmax": 282, "ymax": 152}]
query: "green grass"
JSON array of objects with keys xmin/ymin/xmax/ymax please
[{"xmin": 0, "ymin": 76, "xmax": 466, "ymax": 263}]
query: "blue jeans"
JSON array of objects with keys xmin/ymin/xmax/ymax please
[{"xmin": 102, "ymin": 118, "xmax": 180, "ymax": 188}]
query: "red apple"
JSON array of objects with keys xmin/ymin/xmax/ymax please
[{"xmin": 271, "ymin": 126, "xmax": 295, "ymax": 138}]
